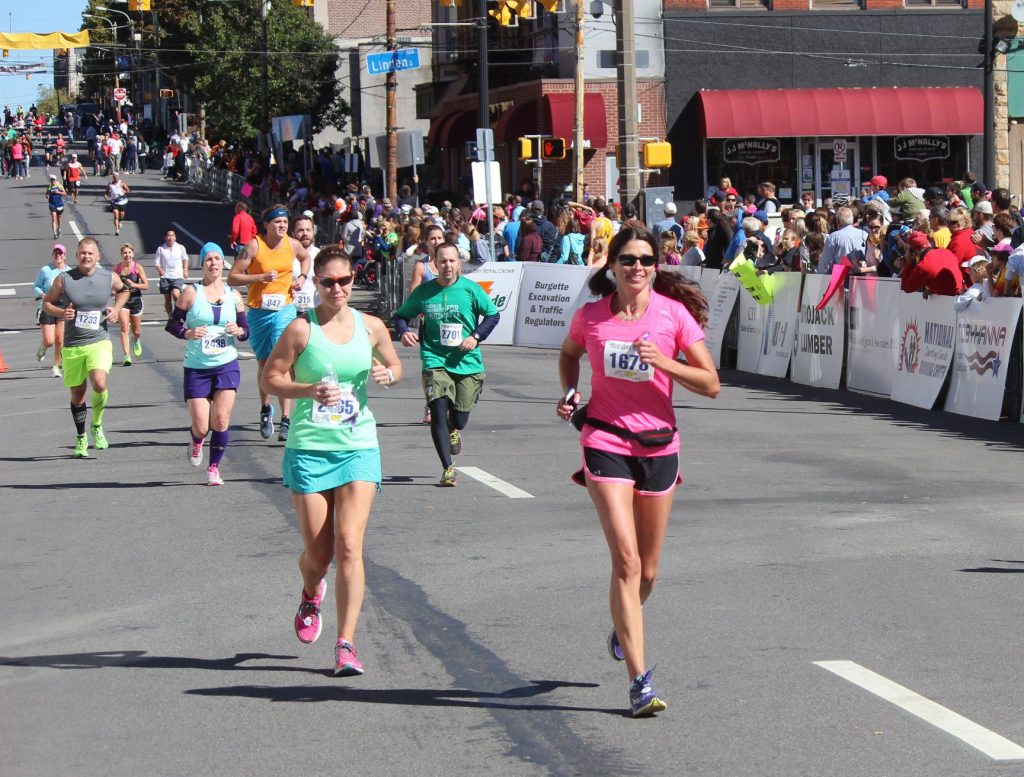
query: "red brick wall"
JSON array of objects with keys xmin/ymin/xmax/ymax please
[
  {"xmin": 326, "ymin": 0, "xmax": 430, "ymax": 40},
  {"xmin": 664, "ymin": 0, "xmax": 706, "ymax": 9}
]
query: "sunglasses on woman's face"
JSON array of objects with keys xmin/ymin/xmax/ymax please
[
  {"xmin": 616, "ymin": 254, "xmax": 658, "ymax": 268},
  {"xmin": 318, "ymin": 275, "xmax": 354, "ymax": 288}
]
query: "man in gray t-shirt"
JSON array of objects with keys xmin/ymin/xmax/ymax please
[{"xmin": 819, "ymin": 207, "xmax": 866, "ymax": 274}]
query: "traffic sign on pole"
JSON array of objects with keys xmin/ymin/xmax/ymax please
[
  {"xmin": 114, "ymin": 87, "xmax": 127, "ymax": 101},
  {"xmin": 833, "ymin": 138, "xmax": 847, "ymax": 164}
]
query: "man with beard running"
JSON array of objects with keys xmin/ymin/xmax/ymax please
[{"xmin": 227, "ymin": 204, "xmax": 312, "ymax": 441}]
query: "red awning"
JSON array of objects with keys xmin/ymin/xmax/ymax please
[
  {"xmin": 440, "ymin": 110, "xmax": 477, "ymax": 147},
  {"xmin": 494, "ymin": 100, "xmax": 539, "ymax": 144},
  {"xmin": 544, "ymin": 93, "xmax": 608, "ymax": 149},
  {"xmin": 698, "ymin": 87, "xmax": 983, "ymax": 139},
  {"xmin": 427, "ymin": 112, "xmax": 457, "ymax": 147}
]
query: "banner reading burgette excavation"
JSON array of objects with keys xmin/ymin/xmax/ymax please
[{"xmin": 513, "ymin": 264, "xmax": 592, "ymax": 348}]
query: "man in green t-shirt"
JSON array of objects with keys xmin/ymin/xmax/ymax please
[{"xmin": 395, "ymin": 242, "xmax": 500, "ymax": 487}]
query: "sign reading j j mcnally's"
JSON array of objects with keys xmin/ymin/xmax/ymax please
[
  {"xmin": 894, "ymin": 136, "xmax": 950, "ymax": 162},
  {"xmin": 723, "ymin": 138, "xmax": 781, "ymax": 166}
]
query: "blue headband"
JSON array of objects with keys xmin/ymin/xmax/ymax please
[
  {"xmin": 199, "ymin": 242, "xmax": 224, "ymax": 262},
  {"xmin": 264, "ymin": 207, "xmax": 289, "ymax": 222}
]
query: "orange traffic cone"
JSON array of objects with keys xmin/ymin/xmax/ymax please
[{"xmin": 0, "ymin": 350, "xmax": 7, "ymax": 372}]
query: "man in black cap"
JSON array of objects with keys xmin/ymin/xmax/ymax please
[{"xmin": 529, "ymin": 199, "xmax": 560, "ymax": 262}]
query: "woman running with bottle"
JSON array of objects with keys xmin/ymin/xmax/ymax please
[
  {"xmin": 114, "ymin": 243, "xmax": 149, "ymax": 366},
  {"xmin": 261, "ymin": 245, "xmax": 402, "ymax": 676},
  {"xmin": 166, "ymin": 242, "xmax": 249, "ymax": 486},
  {"xmin": 556, "ymin": 223, "xmax": 720, "ymax": 717},
  {"xmin": 45, "ymin": 173, "xmax": 67, "ymax": 239}
]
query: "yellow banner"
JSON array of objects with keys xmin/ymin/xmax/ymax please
[{"xmin": 0, "ymin": 31, "xmax": 91, "ymax": 50}]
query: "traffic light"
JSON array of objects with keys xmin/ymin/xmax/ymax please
[
  {"xmin": 517, "ymin": 137, "xmax": 534, "ymax": 160},
  {"xmin": 159, "ymin": 88, "xmax": 174, "ymax": 98},
  {"xmin": 505, "ymin": 0, "xmax": 533, "ymax": 18},
  {"xmin": 541, "ymin": 137, "xmax": 566, "ymax": 160},
  {"xmin": 128, "ymin": 0, "xmax": 151, "ymax": 10},
  {"xmin": 536, "ymin": 0, "xmax": 560, "ymax": 11},
  {"xmin": 489, "ymin": 1, "xmax": 514, "ymax": 25},
  {"xmin": 642, "ymin": 141, "xmax": 672, "ymax": 169}
]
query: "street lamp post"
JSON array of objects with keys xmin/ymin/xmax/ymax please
[{"xmin": 84, "ymin": 12, "xmax": 124, "ymax": 124}]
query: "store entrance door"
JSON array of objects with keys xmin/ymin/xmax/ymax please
[{"xmin": 815, "ymin": 140, "xmax": 859, "ymax": 204}]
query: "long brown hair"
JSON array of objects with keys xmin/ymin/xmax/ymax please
[{"xmin": 587, "ymin": 223, "xmax": 709, "ymax": 328}]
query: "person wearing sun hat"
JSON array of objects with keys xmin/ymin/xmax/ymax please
[{"xmin": 33, "ymin": 243, "xmax": 69, "ymax": 378}]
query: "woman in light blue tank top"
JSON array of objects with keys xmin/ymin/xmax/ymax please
[
  {"xmin": 260, "ymin": 246, "xmax": 404, "ymax": 677},
  {"xmin": 166, "ymin": 243, "xmax": 250, "ymax": 486}
]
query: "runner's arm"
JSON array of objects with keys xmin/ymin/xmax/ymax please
[
  {"xmin": 133, "ymin": 264, "xmax": 150, "ymax": 291},
  {"xmin": 557, "ymin": 335, "xmax": 585, "ymax": 419},
  {"xmin": 166, "ymin": 285, "xmax": 197, "ymax": 338},
  {"xmin": 635, "ymin": 336, "xmax": 720, "ymax": 399},
  {"xmin": 33, "ymin": 267, "xmax": 48, "ymax": 298},
  {"xmin": 226, "ymin": 239, "xmax": 272, "ymax": 286},
  {"xmin": 107, "ymin": 274, "xmax": 131, "ymax": 321},
  {"xmin": 260, "ymin": 318, "xmax": 326, "ymax": 401},
  {"xmin": 226, "ymin": 291, "xmax": 250, "ymax": 340},
  {"xmin": 41, "ymin": 273, "xmax": 67, "ymax": 318},
  {"xmin": 365, "ymin": 314, "xmax": 402, "ymax": 386}
]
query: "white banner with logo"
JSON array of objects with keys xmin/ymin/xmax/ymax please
[
  {"xmin": 703, "ymin": 272, "xmax": 739, "ymax": 369},
  {"xmin": 464, "ymin": 262, "xmax": 525, "ymax": 346},
  {"xmin": 890, "ymin": 294, "xmax": 957, "ymax": 409},
  {"xmin": 791, "ymin": 274, "xmax": 845, "ymax": 389},
  {"xmin": 944, "ymin": 297, "xmax": 1023, "ymax": 420},
  {"xmin": 699, "ymin": 268, "xmax": 721, "ymax": 301},
  {"xmin": 736, "ymin": 287, "xmax": 766, "ymax": 373},
  {"xmin": 513, "ymin": 263, "xmax": 593, "ymax": 348},
  {"xmin": 756, "ymin": 272, "xmax": 801, "ymax": 378},
  {"xmin": 846, "ymin": 276, "xmax": 901, "ymax": 396}
]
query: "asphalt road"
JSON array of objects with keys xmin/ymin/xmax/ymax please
[{"xmin": 2, "ymin": 155, "xmax": 1023, "ymax": 777}]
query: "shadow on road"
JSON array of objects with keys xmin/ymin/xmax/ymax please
[
  {"xmin": 0, "ymin": 476, "xmax": 280, "ymax": 488},
  {"xmin": 959, "ymin": 559, "xmax": 1024, "ymax": 573}
]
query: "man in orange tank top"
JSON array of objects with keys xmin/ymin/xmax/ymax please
[{"xmin": 228, "ymin": 205, "xmax": 312, "ymax": 441}]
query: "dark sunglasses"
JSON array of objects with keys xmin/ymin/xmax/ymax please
[
  {"xmin": 318, "ymin": 275, "xmax": 354, "ymax": 288},
  {"xmin": 726, "ymin": 197, "xmax": 737, "ymax": 202},
  {"xmin": 616, "ymin": 254, "xmax": 658, "ymax": 268}
]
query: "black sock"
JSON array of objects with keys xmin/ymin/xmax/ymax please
[
  {"xmin": 261, "ymin": 404, "xmax": 271, "ymax": 414},
  {"xmin": 428, "ymin": 398, "xmax": 452, "ymax": 468},
  {"xmin": 70, "ymin": 402, "xmax": 87, "ymax": 436}
]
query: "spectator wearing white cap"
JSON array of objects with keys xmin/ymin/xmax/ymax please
[
  {"xmin": 652, "ymin": 202, "xmax": 682, "ymax": 241},
  {"xmin": 954, "ymin": 256, "xmax": 991, "ymax": 311},
  {"xmin": 971, "ymin": 200, "xmax": 995, "ymax": 249}
]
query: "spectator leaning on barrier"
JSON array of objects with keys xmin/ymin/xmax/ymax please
[
  {"xmin": 954, "ymin": 256, "xmax": 991, "ymax": 312},
  {"xmin": 818, "ymin": 207, "xmax": 866, "ymax": 274},
  {"xmin": 899, "ymin": 231, "xmax": 963, "ymax": 297},
  {"xmin": 994, "ymin": 239, "xmax": 1023, "ymax": 297}
]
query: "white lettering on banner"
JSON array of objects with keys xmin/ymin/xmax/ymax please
[
  {"xmin": 791, "ymin": 274, "xmax": 845, "ymax": 390},
  {"xmin": 512, "ymin": 263, "xmax": 592, "ymax": 348},
  {"xmin": 846, "ymin": 277, "xmax": 901, "ymax": 396},
  {"xmin": 944, "ymin": 297, "xmax": 1023, "ymax": 421},
  {"xmin": 465, "ymin": 262, "xmax": 526, "ymax": 346},
  {"xmin": 890, "ymin": 294, "xmax": 957, "ymax": 409}
]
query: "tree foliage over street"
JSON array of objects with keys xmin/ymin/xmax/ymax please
[{"xmin": 77, "ymin": 0, "xmax": 348, "ymax": 138}]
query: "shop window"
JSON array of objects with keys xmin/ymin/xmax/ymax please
[
  {"xmin": 705, "ymin": 138, "xmax": 798, "ymax": 203},
  {"xmin": 904, "ymin": 0, "xmax": 964, "ymax": 6},
  {"xmin": 709, "ymin": 0, "xmax": 770, "ymax": 9},
  {"xmin": 872, "ymin": 135, "xmax": 970, "ymax": 191}
]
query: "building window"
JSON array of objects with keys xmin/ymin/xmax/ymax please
[
  {"xmin": 708, "ymin": 0, "xmax": 769, "ymax": 8},
  {"xmin": 810, "ymin": 0, "xmax": 862, "ymax": 9},
  {"xmin": 904, "ymin": 0, "xmax": 965, "ymax": 6}
]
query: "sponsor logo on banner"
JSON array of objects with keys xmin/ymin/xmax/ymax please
[
  {"xmin": 465, "ymin": 262, "xmax": 525, "ymax": 346},
  {"xmin": 890, "ymin": 294, "xmax": 957, "ymax": 409},
  {"xmin": 473, "ymin": 280, "xmax": 511, "ymax": 313},
  {"xmin": 512, "ymin": 264, "xmax": 592, "ymax": 348},
  {"xmin": 944, "ymin": 298, "xmax": 1022, "ymax": 420},
  {"xmin": 898, "ymin": 319, "xmax": 921, "ymax": 374},
  {"xmin": 966, "ymin": 350, "xmax": 1001, "ymax": 376}
]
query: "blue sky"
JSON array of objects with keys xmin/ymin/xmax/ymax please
[{"xmin": 1, "ymin": 1, "xmax": 87, "ymax": 109}]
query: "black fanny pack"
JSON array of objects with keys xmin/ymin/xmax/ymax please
[{"xmin": 570, "ymin": 404, "xmax": 676, "ymax": 448}]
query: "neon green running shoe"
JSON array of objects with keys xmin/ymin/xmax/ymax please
[
  {"xmin": 73, "ymin": 435, "xmax": 89, "ymax": 458},
  {"xmin": 132, "ymin": 336, "xmax": 142, "ymax": 357},
  {"xmin": 91, "ymin": 424, "xmax": 108, "ymax": 450}
]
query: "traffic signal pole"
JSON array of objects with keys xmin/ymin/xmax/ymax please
[{"xmin": 573, "ymin": 0, "xmax": 585, "ymax": 202}]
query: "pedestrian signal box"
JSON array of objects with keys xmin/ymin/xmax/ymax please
[
  {"xmin": 541, "ymin": 137, "xmax": 566, "ymax": 160},
  {"xmin": 517, "ymin": 137, "xmax": 534, "ymax": 160},
  {"xmin": 643, "ymin": 141, "xmax": 672, "ymax": 169},
  {"xmin": 159, "ymin": 88, "xmax": 174, "ymax": 98}
]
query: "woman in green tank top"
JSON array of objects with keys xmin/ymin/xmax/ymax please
[{"xmin": 261, "ymin": 246, "xmax": 403, "ymax": 677}]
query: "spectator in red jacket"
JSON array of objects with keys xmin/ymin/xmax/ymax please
[
  {"xmin": 230, "ymin": 202, "xmax": 258, "ymax": 254},
  {"xmin": 946, "ymin": 207, "xmax": 977, "ymax": 266},
  {"xmin": 900, "ymin": 232, "xmax": 964, "ymax": 297}
]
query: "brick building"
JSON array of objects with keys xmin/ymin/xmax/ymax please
[{"xmin": 663, "ymin": 0, "xmax": 986, "ymax": 207}]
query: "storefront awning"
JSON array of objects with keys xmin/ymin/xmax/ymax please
[
  {"xmin": 698, "ymin": 88, "xmax": 983, "ymax": 139},
  {"xmin": 545, "ymin": 93, "xmax": 608, "ymax": 148},
  {"xmin": 494, "ymin": 100, "xmax": 539, "ymax": 144},
  {"xmin": 427, "ymin": 110, "xmax": 477, "ymax": 148}
]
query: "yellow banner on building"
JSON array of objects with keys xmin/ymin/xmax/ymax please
[{"xmin": 0, "ymin": 31, "xmax": 91, "ymax": 50}]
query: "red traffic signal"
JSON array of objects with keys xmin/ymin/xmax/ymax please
[{"xmin": 541, "ymin": 137, "xmax": 566, "ymax": 160}]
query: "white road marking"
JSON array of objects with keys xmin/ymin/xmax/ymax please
[
  {"xmin": 0, "ymin": 288, "xmax": 15, "ymax": 296},
  {"xmin": 455, "ymin": 466, "xmax": 533, "ymax": 499},
  {"xmin": 69, "ymin": 220, "xmax": 84, "ymax": 241},
  {"xmin": 815, "ymin": 660, "xmax": 1024, "ymax": 761},
  {"xmin": 0, "ymin": 282, "xmax": 35, "ymax": 287}
]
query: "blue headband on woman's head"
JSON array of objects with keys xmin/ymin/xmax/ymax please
[
  {"xmin": 199, "ymin": 242, "xmax": 224, "ymax": 262},
  {"xmin": 264, "ymin": 206, "xmax": 289, "ymax": 222}
]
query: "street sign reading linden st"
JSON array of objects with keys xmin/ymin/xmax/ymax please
[{"xmin": 366, "ymin": 48, "xmax": 422, "ymax": 75}]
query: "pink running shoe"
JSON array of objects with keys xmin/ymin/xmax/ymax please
[
  {"xmin": 294, "ymin": 579, "xmax": 326, "ymax": 644},
  {"xmin": 334, "ymin": 639, "xmax": 364, "ymax": 676},
  {"xmin": 206, "ymin": 465, "xmax": 224, "ymax": 486},
  {"xmin": 187, "ymin": 439, "xmax": 203, "ymax": 468}
]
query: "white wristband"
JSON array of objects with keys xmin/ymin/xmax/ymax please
[{"xmin": 384, "ymin": 368, "xmax": 395, "ymax": 387}]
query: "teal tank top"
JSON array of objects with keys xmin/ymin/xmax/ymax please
[
  {"xmin": 184, "ymin": 283, "xmax": 239, "ymax": 369},
  {"xmin": 287, "ymin": 307, "xmax": 378, "ymax": 451}
]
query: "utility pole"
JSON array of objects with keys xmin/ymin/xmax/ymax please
[
  {"xmin": 983, "ymin": 0, "xmax": 994, "ymax": 185},
  {"xmin": 573, "ymin": 0, "xmax": 585, "ymax": 202},
  {"xmin": 478, "ymin": 0, "xmax": 495, "ymax": 261},
  {"xmin": 385, "ymin": 0, "xmax": 398, "ymax": 202},
  {"xmin": 261, "ymin": 0, "xmax": 270, "ymax": 157},
  {"xmin": 614, "ymin": 0, "xmax": 639, "ymax": 208}
]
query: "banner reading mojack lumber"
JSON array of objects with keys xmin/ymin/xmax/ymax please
[
  {"xmin": 944, "ymin": 297, "xmax": 1023, "ymax": 421},
  {"xmin": 791, "ymin": 274, "xmax": 845, "ymax": 389},
  {"xmin": 890, "ymin": 293, "xmax": 957, "ymax": 409}
]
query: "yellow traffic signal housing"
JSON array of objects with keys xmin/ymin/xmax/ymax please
[
  {"xmin": 292, "ymin": 0, "xmax": 314, "ymax": 6},
  {"xmin": 517, "ymin": 137, "xmax": 534, "ymax": 160},
  {"xmin": 643, "ymin": 141, "xmax": 672, "ymax": 169},
  {"xmin": 489, "ymin": 2, "xmax": 514, "ymax": 25},
  {"xmin": 506, "ymin": 0, "xmax": 533, "ymax": 18},
  {"xmin": 128, "ymin": 0, "xmax": 151, "ymax": 10},
  {"xmin": 537, "ymin": 0, "xmax": 560, "ymax": 11},
  {"xmin": 541, "ymin": 137, "xmax": 566, "ymax": 160}
]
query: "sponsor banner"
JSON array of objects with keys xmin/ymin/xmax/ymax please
[
  {"xmin": 757, "ymin": 273, "xmax": 800, "ymax": 378},
  {"xmin": 890, "ymin": 294, "xmax": 957, "ymax": 409},
  {"xmin": 736, "ymin": 286, "xmax": 766, "ymax": 373},
  {"xmin": 699, "ymin": 268, "xmax": 721, "ymax": 301},
  {"xmin": 791, "ymin": 274, "xmax": 845, "ymax": 389},
  {"xmin": 513, "ymin": 263, "xmax": 592, "ymax": 348},
  {"xmin": 944, "ymin": 297, "xmax": 1023, "ymax": 421},
  {"xmin": 846, "ymin": 276, "xmax": 901, "ymax": 396},
  {"xmin": 464, "ymin": 262, "xmax": 525, "ymax": 346},
  {"xmin": 704, "ymin": 272, "xmax": 739, "ymax": 369}
]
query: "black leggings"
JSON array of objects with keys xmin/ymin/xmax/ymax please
[{"xmin": 428, "ymin": 397, "xmax": 470, "ymax": 468}]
